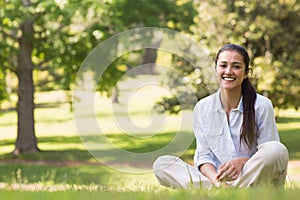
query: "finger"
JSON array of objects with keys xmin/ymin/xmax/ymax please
[
  {"xmin": 218, "ymin": 163, "xmax": 229, "ymax": 171},
  {"xmin": 216, "ymin": 169, "xmax": 226, "ymax": 180},
  {"xmin": 226, "ymin": 169, "xmax": 236, "ymax": 178},
  {"xmin": 217, "ymin": 165, "xmax": 229, "ymax": 175},
  {"xmin": 232, "ymin": 174, "xmax": 238, "ymax": 180},
  {"xmin": 232, "ymin": 172, "xmax": 240, "ymax": 180},
  {"xmin": 225, "ymin": 171, "xmax": 239, "ymax": 181},
  {"xmin": 219, "ymin": 163, "xmax": 226, "ymax": 169},
  {"xmin": 218, "ymin": 170, "xmax": 229, "ymax": 181},
  {"xmin": 217, "ymin": 166, "xmax": 231, "ymax": 179}
]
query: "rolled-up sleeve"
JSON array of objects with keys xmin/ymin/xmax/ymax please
[{"xmin": 193, "ymin": 102, "xmax": 217, "ymax": 169}]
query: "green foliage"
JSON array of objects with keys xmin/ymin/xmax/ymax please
[
  {"xmin": 1, "ymin": 0, "xmax": 299, "ymax": 111},
  {"xmin": 228, "ymin": 0, "xmax": 300, "ymax": 110},
  {"xmin": 0, "ymin": 0, "xmax": 198, "ymax": 103},
  {"xmin": 156, "ymin": 63, "xmax": 210, "ymax": 114},
  {"xmin": 95, "ymin": 0, "xmax": 198, "ymax": 95},
  {"xmin": 0, "ymin": 69, "xmax": 7, "ymax": 103},
  {"xmin": 164, "ymin": 0, "xmax": 300, "ymax": 111}
]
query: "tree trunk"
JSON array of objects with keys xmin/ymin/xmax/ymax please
[
  {"xmin": 13, "ymin": 2, "xmax": 39, "ymax": 155},
  {"xmin": 142, "ymin": 48, "xmax": 158, "ymax": 75},
  {"xmin": 112, "ymin": 86, "xmax": 119, "ymax": 104},
  {"xmin": 142, "ymin": 37, "xmax": 162, "ymax": 75}
]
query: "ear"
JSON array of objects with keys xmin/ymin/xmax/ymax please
[
  {"xmin": 245, "ymin": 67, "xmax": 253, "ymax": 79},
  {"xmin": 244, "ymin": 71, "xmax": 249, "ymax": 79}
]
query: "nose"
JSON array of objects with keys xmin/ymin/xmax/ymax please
[{"xmin": 225, "ymin": 65, "xmax": 232, "ymax": 74}]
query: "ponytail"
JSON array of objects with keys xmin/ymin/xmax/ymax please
[{"xmin": 240, "ymin": 78, "xmax": 257, "ymax": 149}]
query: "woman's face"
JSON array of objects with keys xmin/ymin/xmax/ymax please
[{"xmin": 216, "ymin": 50, "xmax": 248, "ymax": 91}]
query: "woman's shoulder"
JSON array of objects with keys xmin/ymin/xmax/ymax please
[
  {"xmin": 198, "ymin": 92, "xmax": 218, "ymax": 103},
  {"xmin": 195, "ymin": 92, "xmax": 218, "ymax": 110},
  {"xmin": 255, "ymin": 93, "xmax": 274, "ymax": 108}
]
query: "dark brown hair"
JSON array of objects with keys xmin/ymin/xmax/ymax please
[{"xmin": 215, "ymin": 44, "xmax": 257, "ymax": 149}]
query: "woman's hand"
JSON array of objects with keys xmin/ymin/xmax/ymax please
[
  {"xmin": 199, "ymin": 163, "xmax": 220, "ymax": 187},
  {"xmin": 216, "ymin": 157, "xmax": 249, "ymax": 182}
]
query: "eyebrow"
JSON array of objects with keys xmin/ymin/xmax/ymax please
[{"xmin": 218, "ymin": 61, "xmax": 243, "ymax": 65}]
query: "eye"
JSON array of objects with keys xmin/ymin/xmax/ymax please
[
  {"xmin": 233, "ymin": 65, "xmax": 241, "ymax": 69},
  {"xmin": 218, "ymin": 64, "xmax": 227, "ymax": 68}
]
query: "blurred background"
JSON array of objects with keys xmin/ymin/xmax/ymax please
[{"xmin": 0, "ymin": 0, "xmax": 299, "ymax": 192}]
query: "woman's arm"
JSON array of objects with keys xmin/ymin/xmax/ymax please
[{"xmin": 199, "ymin": 163, "xmax": 219, "ymax": 187}]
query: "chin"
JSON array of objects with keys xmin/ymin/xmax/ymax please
[{"xmin": 221, "ymin": 85, "xmax": 241, "ymax": 91}]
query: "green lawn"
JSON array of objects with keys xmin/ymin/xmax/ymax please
[
  {"xmin": 276, "ymin": 109, "xmax": 300, "ymax": 160},
  {"xmin": 1, "ymin": 187, "xmax": 300, "ymax": 200},
  {"xmin": 1, "ymin": 76, "xmax": 300, "ymax": 199}
]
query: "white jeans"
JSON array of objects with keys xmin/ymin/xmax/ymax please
[{"xmin": 153, "ymin": 141, "xmax": 289, "ymax": 189}]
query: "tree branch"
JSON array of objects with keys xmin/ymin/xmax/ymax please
[
  {"xmin": 22, "ymin": 0, "xmax": 31, "ymax": 7},
  {"xmin": 35, "ymin": 57, "xmax": 53, "ymax": 71},
  {"xmin": 32, "ymin": 11, "xmax": 46, "ymax": 23},
  {"xmin": 0, "ymin": 28, "xmax": 18, "ymax": 40}
]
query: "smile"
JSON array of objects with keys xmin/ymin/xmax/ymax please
[{"xmin": 222, "ymin": 76, "xmax": 236, "ymax": 81}]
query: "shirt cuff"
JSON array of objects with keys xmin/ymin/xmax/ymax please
[{"xmin": 195, "ymin": 159, "xmax": 216, "ymax": 170}]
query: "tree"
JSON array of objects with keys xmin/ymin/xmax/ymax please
[
  {"xmin": 14, "ymin": 0, "xmax": 38, "ymax": 154},
  {"xmin": 0, "ymin": 0, "xmax": 100, "ymax": 154},
  {"xmin": 95, "ymin": 0, "xmax": 198, "ymax": 94},
  {"xmin": 0, "ymin": 0, "xmax": 38, "ymax": 154},
  {"xmin": 0, "ymin": 0, "xmax": 198, "ymax": 154},
  {"xmin": 116, "ymin": 0, "xmax": 197, "ymax": 74}
]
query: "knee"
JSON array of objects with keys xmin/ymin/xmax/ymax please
[
  {"xmin": 153, "ymin": 155, "xmax": 178, "ymax": 172},
  {"xmin": 258, "ymin": 141, "xmax": 289, "ymax": 166}
]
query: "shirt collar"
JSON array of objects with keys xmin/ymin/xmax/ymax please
[
  {"xmin": 237, "ymin": 97, "xmax": 243, "ymax": 113},
  {"xmin": 214, "ymin": 90, "xmax": 243, "ymax": 113}
]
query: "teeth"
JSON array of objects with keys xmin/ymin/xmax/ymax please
[{"xmin": 223, "ymin": 77, "xmax": 235, "ymax": 81}]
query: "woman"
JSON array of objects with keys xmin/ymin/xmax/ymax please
[{"xmin": 153, "ymin": 44, "xmax": 289, "ymax": 188}]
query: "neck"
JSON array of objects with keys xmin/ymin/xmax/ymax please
[{"xmin": 220, "ymin": 87, "xmax": 242, "ymax": 113}]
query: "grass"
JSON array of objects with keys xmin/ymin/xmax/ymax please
[
  {"xmin": 0, "ymin": 185, "xmax": 300, "ymax": 200},
  {"xmin": 276, "ymin": 110, "xmax": 300, "ymax": 160},
  {"xmin": 1, "ymin": 75, "xmax": 300, "ymax": 199}
]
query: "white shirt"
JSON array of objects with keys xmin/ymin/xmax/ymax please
[{"xmin": 193, "ymin": 90, "xmax": 279, "ymax": 169}]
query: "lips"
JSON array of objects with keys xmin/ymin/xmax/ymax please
[{"xmin": 222, "ymin": 76, "xmax": 236, "ymax": 81}]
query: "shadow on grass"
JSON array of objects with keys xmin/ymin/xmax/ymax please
[
  {"xmin": 35, "ymin": 102, "xmax": 67, "ymax": 109},
  {"xmin": 0, "ymin": 132, "xmax": 195, "ymax": 165},
  {"xmin": 280, "ymin": 128, "xmax": 300, "ymax": 160},
  {"xmin": 0, "ymin": 136, "xmax": 94, "ymax": 163},
  {"xmin": 78, "ymin": 131, "xmax": 195, "ymax": 168},
  {"xmin": 0, "ymin": 139, "xmax": 15, "ymax": 146},
  {"xmin": 0, "ymin": 132, "xmax": 196, "ymax": 186},
  {"xmin": 277, "ymin": 116, "xmax": 300, "ymax": 124},
  {"xmin": 2, "ymin": 127, "xmax": 299, "ymax": 163},
  {"xmin": 0, "ymin": 162, "xmax": 115, "ymax": 185}
]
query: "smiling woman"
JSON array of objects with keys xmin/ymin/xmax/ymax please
[
  {"xmin": 153, "ymin": 44, "xmax": 289, "ymax": 189},
  {"xmin": 216, "ymin": 50, "xmax": 248, "ymax": 92}
]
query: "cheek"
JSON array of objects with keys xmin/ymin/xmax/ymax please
[
  {"xmin": 239, "ymin": 71, "xmax": 247, "ymax": 79},
  {"xmin": 215, "ymin": 68, "xmax": 222, "ymax": 75},
  {"xmin": 216, "ymin": 70, "xmax": 224, "ymax": 78},
  {"xmin": 216, "ymin": 72, "xmax": 223, "ymax": 82}
]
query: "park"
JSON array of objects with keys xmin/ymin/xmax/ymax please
[{"xmin": 1, "ymin": 0, "xmax": 300, "ymax": 199}]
